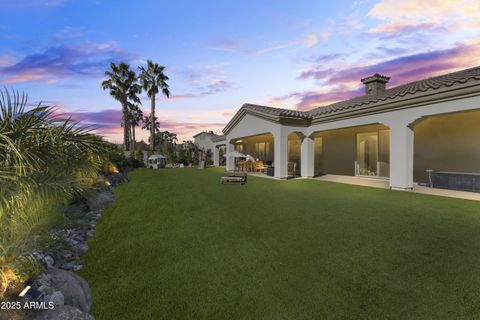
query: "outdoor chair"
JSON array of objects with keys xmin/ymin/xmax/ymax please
[
  {"xmin": 287, "ymin": 162, "xmax": 297, "ymax": 177},
  {"xmin": 245, "ymin": 160, "xmax": 254, "ymax": 172},
  {"xmin": 238, "ymin": 160, "xmax": 246, "ymax": 172},
  {"xmin": 255, "ymin": 160, "xmax": 267, "ymax": 173}
]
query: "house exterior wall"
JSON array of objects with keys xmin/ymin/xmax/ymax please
[
  {"xmin": 234, "ymin": 134, "xmax": 274, "ymax": 163},
  {"xmin": 218, "ymin": 92, "xmax": 480, "ymax": 188},
  {"xmin": 414, "ymin": 110, "xmax": 480, "ymax": 182},
  {"xmin": 312, "ymin": 124, "xmax": 389, "ymax": 176},
  {"xmin": 194, "ymin": 133, "xmax": 215, "ymax": 152}
]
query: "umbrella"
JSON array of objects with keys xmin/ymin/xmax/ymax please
[
  {"xmin": 223, "ymin": 151, "xmax": 246, "ymax": 172},
  {"xmin": 223, "ymin": 151, "xmax": 246, "ymax": 158}
]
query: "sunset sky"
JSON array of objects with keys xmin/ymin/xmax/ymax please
[{"xmin": 1, "ymin": 0, "xmax": 480, "ymax": 142}]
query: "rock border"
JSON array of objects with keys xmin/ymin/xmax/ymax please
[{"xmin": 9, "ymin": 172, "xmax": 128, "ymax": 319}]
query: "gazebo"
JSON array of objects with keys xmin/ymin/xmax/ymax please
[{"xmin": 148, "ymin": 154, "xmax": 166, "ymax": 169}]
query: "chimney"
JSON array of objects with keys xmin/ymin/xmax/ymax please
[{"xmin": 361, "ymin": 73, "xmax": 390, "ymax": 96}]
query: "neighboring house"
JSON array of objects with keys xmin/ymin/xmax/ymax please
[
  {"xmin": 193, "ymin": 131, "xmax": 226, "ymax": 165},
  {"xmin": 200, "ymin": 66, "xmax": 480, "ymax": 190}
]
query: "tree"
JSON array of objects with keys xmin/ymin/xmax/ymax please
[
  {"xmin": 102, "ymin": 62, "xmax": 141, "ymax": 151},
  {"xmin": 127, "ymin": 103, "xmax": 143, "ymax": 152},
  {"xmin": 205, "ymin": 149, "xmax": 212, "ymax": 166},
  {"xmin": 138, "ymin": 60, "xmax": 170, "ymax": 152},
  {"xmin": 142, "ymin": 115, "xmax": 160, "ymax": 147}
]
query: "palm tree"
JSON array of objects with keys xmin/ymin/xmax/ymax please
[
  {"xmin": 102, "ymin": 62, "xmax": 141, "ymax": 151},
  {"xmin": 142, "ymin": 115, "xmax": 160, "ymax": 146},
  {"xmin": 138, "ymin": 60, "xmax": 170, "ymax": 152},
  {"xmin": 127, "ymin": 103, "xmax": 143, "ymax": 152},
  {"xmin": 0, "ymin": 88, "xmax": 109, "ymax": 295}
]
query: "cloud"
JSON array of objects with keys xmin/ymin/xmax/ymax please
[
  {"xmin": 283, "ymin": 40, "xmax": 480, "ymax": 111},
  {"xmin": 208, "ymin": 39, "xmax": 244, "ymax": 52},
  {"xmin": 298, "ymin": 42, "xmax": 480, "ymax": 87},
  {"xmin": 201, "ymin": 79, "xmax": 234, "ymax": 95},
  {"xmin": 250, "ymin": 42, "xmax": 293, "ymax": 57},
  {"xmin": 0, "ymin": 42, "xmax": 136, "ymax": 84},
  {"xmin": 300, "ymin": 31, "xmax": 331, "ymax": 48},
  {"xmin": 62, "ymin": 108, "xmax": 226, "ymax": 141},
  {"xmin": 368, "ymin": 0, "xmax": 480, "ymax": 36},
  {"xmin": 274, "ymin": 85, "xmax": 363, "ymax": 111}
]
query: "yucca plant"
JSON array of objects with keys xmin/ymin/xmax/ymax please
[{"xmin": 0, "ymin": 88, "xmax": 108, "ymax": 297}]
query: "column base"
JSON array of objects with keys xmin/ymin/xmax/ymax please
[{"xmin": 390, "ymin": 186, "xmax": 414, "ymax": 191}]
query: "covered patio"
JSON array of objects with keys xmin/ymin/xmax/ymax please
[{"xmin": 225, "ymin": 132, "xmax": 303, "ymax": 178}]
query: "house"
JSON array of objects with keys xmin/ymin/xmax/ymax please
[
  {"xmin": 193, "ymin": 131, "xmax": 226, "ymax": 165},
  {"xmin": 199, "ymin": 66, "xmax": 480, "ymax": 191}
]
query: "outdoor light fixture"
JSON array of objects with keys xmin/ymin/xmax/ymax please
[
  {"xmin": 19, "ymin": 285, "xmax": 31, "ymax": 298},
  {"xmin": 235, "ymin": 140, "xmax": 243, "ymax": 143}
]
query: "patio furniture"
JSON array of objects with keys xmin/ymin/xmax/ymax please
[
  {"xmin": 238, "ymin": 160, "xmax": 246, "ymax": 172},
  {"xmin": 220, "ymin": 173, "xmax": 247, "ymax": 185},
  {"xmin": 245, "ymin": 160, "xmax": 254, "ymax": 172},
  {"xmin": 287, "ymin": 162, "xmax": 296, "ymax": 177},
  {"xmin": 223, "ymin": 151, "xmax": 246, "ymax": 172},
  {"xmin": 255, "ymin": 160, "xmax": 267, "ymax": 173}
]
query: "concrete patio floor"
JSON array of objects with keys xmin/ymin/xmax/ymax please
[{"xmin": 241, "ymin": 171, "xmax": 480, "ymax": 201}]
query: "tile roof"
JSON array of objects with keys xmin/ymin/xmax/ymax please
[
  {"xmin": 241, "ymin": 104, "xmax": 307, "ymax": 119},
  {"xmin": 222, "ymin": 66, "xmax": 480, "ymax": 135},
  {"xmin": 307, "ymin": 66, "xmax": 480, "ymax": 117}
]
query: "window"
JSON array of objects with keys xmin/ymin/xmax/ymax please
[
  {"xmin": 235, "ymin": 144, "xmax": 243, "ymax": 152},
  {"xmin": 254, "ymin": 142, "xmax": 270, "ymax": 159}
]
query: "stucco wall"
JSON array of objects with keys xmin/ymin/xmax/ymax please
[
  {"xmin": 234, "ymin": 134, "xmax": 274, "ymax": 163},
  {"xmin": 313, "ymin": 124, "xmax": 389, "ymax": 176},
  {"xmin": 414, "ymin": 110, "xmax": 480, "ymax": 182}
]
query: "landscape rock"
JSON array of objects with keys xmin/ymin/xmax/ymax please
[
  {"xmin": 48, "ymin": 291, "xmax": 65, "ymax": 306},
  {"xmin": 33, "ymin": 305, "xmax": 95, "ymax": 320},
  {"xmin": 106, "ymin": 171, "xmax": 128, "ymax": 186},
  {"xmin": 72, "ymin": 242, "xmax": 89, "ymax": 256},
  {"xmin": 47, "ymin": 268, "xmax": 92, "ymax": 313},
  {"xmin": 86, "ymin": 189, "xmax": 115, "ymax": 211}
]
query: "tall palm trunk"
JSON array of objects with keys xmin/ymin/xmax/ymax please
[
  {"xmin": 132, "ymin": 124, "xmax": 136, "ymax": 151},
  {"xmin": 150, "ymin": 94, "xmax": 156, "ymax": 152},
  {"xmin": 122, "ymin": 102, "xmax": 130, "ymax": 151}
]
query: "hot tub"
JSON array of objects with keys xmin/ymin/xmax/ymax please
[{"xmin": 433, "ymin": 171, "xmax": 480, "ymax": 193}]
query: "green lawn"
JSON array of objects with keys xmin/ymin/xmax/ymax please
[{"xmin": 80, "ymin": 168, "xmax": 480, "ymax": 319}]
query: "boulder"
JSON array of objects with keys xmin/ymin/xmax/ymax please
[
  {"xmin": 47, "ymin": 268, "xmax": 92, "ymax": 313},
  {"xmin": 33, "ymin": 305, "xmax": 94, "ymax": 320},
  {"xmin": 105, "ymin": 172, "xmax": 128, "ymax": 186},
  {"xmin": 85, "ymin": 190, "xmax": 115, "ymax": 211}
]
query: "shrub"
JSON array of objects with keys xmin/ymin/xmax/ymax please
[{"xmin": 0, "ymin": 89, "xmax": 112, "ymax": 297}]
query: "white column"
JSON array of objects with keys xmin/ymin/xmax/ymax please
[
  {"xmin": 301, "ymin": 135, "xmax": 315, "ymax": 178},
  {"xmin": 226, "ymin": 142, "xmax": 235, "ymax": 171},
  {"xmin": 274, "ymin": 130, "xmax": 288, "ymax": 178},
  {"xmin": 213, "ymin": 146, "xmax": 219, "ymax": 166},
  {"xmin": 389, "ymin": 123, "xmax": 414, "ymax": 190}
]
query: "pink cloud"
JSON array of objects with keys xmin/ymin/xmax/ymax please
[
  {"xmin": 62, "ymin": 108, "xmax": 225, "ymax": 142},
  {"xmin": 286, "ymin": 41, "xmax": 480, "ymax": 111}
]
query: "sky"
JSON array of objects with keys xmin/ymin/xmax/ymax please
[{"xmin": 1, "ymin": 0, "xmax": 480, "ymax": 142}]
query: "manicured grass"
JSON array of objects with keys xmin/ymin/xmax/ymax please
[{"xmin": 80, "ymin": 168, "xmax": 480, "ymax": 319}]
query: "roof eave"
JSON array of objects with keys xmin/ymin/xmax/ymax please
[{"xmin": 310, "ymin": 81, "xmax": 480, "ymax": 124}]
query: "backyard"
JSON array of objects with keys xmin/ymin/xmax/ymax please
[{"xmin": 80, "ymin": 168, "xmax": 480, "ymax": 319}]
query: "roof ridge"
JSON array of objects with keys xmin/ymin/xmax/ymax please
[{"xmin": 306, "ymin": 65, "xmax": 480, "ymax": 116}]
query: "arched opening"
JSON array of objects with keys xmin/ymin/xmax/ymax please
[
  {"xmin": 412, "ymin": 109, "xmax": 480, "ymax": 191},
  {"xmin": 288, "ymin": 132, "xmax": 302, "ymax": 177},
  {"xmin": 228, "ymin": 133, "xmax": 274, "ymax": 173},
  {"xmin": 311, "ymin": 123, "xmax": 390, "ymax": 177}
]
